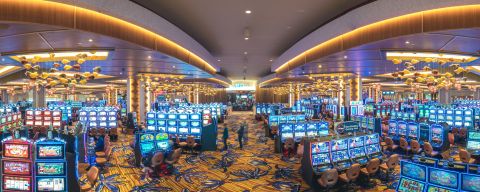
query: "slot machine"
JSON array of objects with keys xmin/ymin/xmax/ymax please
[
  {"xmin": 318, "ymin": 122, "xmax": 329, "ymax": 136},
  {"xmin": 396, "ymin": 161, "xmax": 427, "ymax": 192},
  {"xmin": 279, "ymin": 116, "xmax": 287, "ymax": 125},
  {"xmin": 364, "ymin": 133, "xmax": 382, "ymax": 160},
  {"xmin": 293, "ymin": 123, "xmax": 306, "ymax": 142},
  {"xmin": 397, "ymin": 121, "xmax": 408, "ymax": 140},
  {"xmin": 306, "ymin": 123, "xmax": 318, "ymax": 137},
  {"xmin": 454, "ymin": 109, "xmax": 464, "ymax": 127},
  {"xmin": 388, "ymin": 120, "xmax": 398, "ymax": 140},
  {"xmin": 35, "ymin": 138, "xmax": 67, "ymax": 192},
  {"xmin": 467, "ymin": 131, "xmax": 480, "ymax": 155},
  {"xmin": 430, "ymin": 124, "xmax": 448, "ymax": 151},
  {"xmin": 269, "ymin": 115, "xmax": 279, "ymax": 127},
  {"xmin": 330, "ymin": 138, "xmax": 351, "ymax": 171},
  {"xmin": 310, "ymin": 141, "xmax": 332, "ymax": 173},
  {"xmin": 78, "ymin": 110, "xmax": 87, "ymax": 122},
  {"xmin": 256, "ymin": 104, "xmax": 261, "ymax": 114},
  {"xmin": 287, "ymin": 115, "xmax": 296, "ymax": 124},
  {"xmin": 464, "ymin": 109, "xmax": 473, "ymax": 129},
  {"xmin": 189, "ymin": 113, "xmax": 201, "ymax": 139},
  {"xmin": 391, "ymin": 111, "xmax": 397, "ymax": 120},
  {"xmin": 279, "ymin": 124, "xmax": 293, "ymax": 142},
  {"xmin": 429, "ymin": 108, "xmax": 437, "ymax": 122},
  {"xmin": 202, "ymin": 109, "xmax": 211, "ymax": 125},
  {"xmin": 445, "ymin": 109, "xmax": 454, "ymax": 126},
  {"xmin": 178, "ymin": 114, "xmax": 189, "ymax": 138},
  {"xmin": 98, "ymin": 110, "xmax": 108, "ymax": 128},
  {"xmin": 407, "ymin": 122, "xmax": 419, "ymax": 141},
  {"xmin": 167, "ymin": 114, "xmax": 178, "ymax": 135},
  {"xmin": 146, "ymin": 112, "xmax": 157, "ymax": 131},
  {"xmin": 52, "ymin": 110, "xmax": 62, "ymax": 128},
  {"xmin": 157, "ymin": 113, "xmax": 167, "ymax": 132},
  {"xmin": 107, "ymin": 109, "xmax": 117, "ymax": 129},
  {"xmin": 155, "ymin": 133, "xmax": 169, "ymax": 151},
  {"xmin": 2, "ymin": 136, "xmax": 33, "ymax": 192},
  {"xmin": 296, "ymin": 115, "xmax": 305, "ymax": 123},
  {"xmin": 139, "ymin": 134, "xmax": 155, "ymax": 155},
  {"xmin": 88, "ymin": 110, "xmax": 97, "ymax": 128},
  {"xmin": 26, "ymin": 109, "xmax": 34, "ymax": 126},
  {"xmin": 348, "ymin": 136, "xmax": 367, "ymax": 165},
  {"xmin": 437, "ymin": 109, "xmax": 445, "ymax": 123},
  {"xmin": 402, "ymin": 113, "xmax": 409, "ymax": 121},
  {"xmin": 35, "ymin": 110, "xmax": 43, "ymax": 127},
  {"xmin": 418, "ymin": 123, "xmax": 430, "ymax": 145}
]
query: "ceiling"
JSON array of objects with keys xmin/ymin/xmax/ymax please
[{"xmin": 131, "ymin": 0, "xmax": 374, "ymax": 79}]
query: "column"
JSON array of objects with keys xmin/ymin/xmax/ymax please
[
  {"xmin": 336, "ymin": 90, "xmax": 342, "ymax": 121},
  {"xmin": 345, "ymin": 83, "xmax": 351, "ymax": 119},
  {"xmin": 139, "ymin": 80, "xmax": 146, "ymax": 123},
  {"xmin": 295, "ymin": 84, "xmax": 301, "ymax": 103},
  {"xmin": 2, "ymin": 89, "xmax": 8, "ymax": 104},
  {"xmin": 127, "ymin": 76, "xmax": 140, "ymax": 116},
  {"xmin": 349, "ymin": 77, "xmax": 361, "ymax": 101},
  {"xmin": 288, "ymin": 84, "xmax": 294, "ymax": 107},
  {"xmin": 33, "ymin": 86, "xmax": 46, "ymax": 108},
  {"xmin": 194, "ymin": 88, "xmax": 199, "ymax": 104},
  {"xmin": 474, "ymin": 88, "xmax": 480, "ymax": 100},
  {"xmin": 438, "ymin": 88, "xmax": 450, "ymax": 104}
]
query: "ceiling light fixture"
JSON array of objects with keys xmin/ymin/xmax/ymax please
[
  {"xmin": 148, "ymin": 56, "xmax": 152, "ymax": 59},
  {"xmin": 245, "ymin": 10, "xmax": 252, "ymax": 14},
  {"xmin": 88, "ymin": 39, "xmax": 93, "ymax": 42},
  {"xmin": 405, "ymin": 41, "xmax": 410, "ymax": 44},
  {"xmin": 217, "ymin": 59, "xmax": 221, "ymax": 61},
  {"xmin": 344, "ymin": 55, "xmax": 348, "ymax": 59},
  {"xmin": 318, "ymin": 65, "xmax": 322, "ymax": 68},
  {"xmin": 269, "ymin": 59, "xmax": 273, "ymax": 62},
  {"xmin": 243, "ymin": 27, "xmax": 251, "ymax": 41},
  {"xmin": 244, "ymin": 51, "xmax": 248, "ymax": 55},
  {"xmin": 244, "ymin": 37, "xmax": 249, "ymax": 40}
]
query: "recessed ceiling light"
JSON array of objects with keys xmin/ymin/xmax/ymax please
[
  {"xmin": 244, "ymin": 51, "xmax": 248, "ymax": 55},
  {"xmin": 269, "ymin": 59, "xmax": 273, "ymax": 62},
  {"xmin": 148, "ymin": 56, "xmax": 152, "ymax": 59},
  {"xmin": 88, "ymin": 39, "xmax": 93, "ymax": 42},
  {"xmin": 244, "ymin": 37, "xmax": 249, "ymax": 40},
  {"xmin": 318, "ymin": 65, "xmax": 322, "ymax": 68},
  {"xmin": 405, "ymin": 41, "xmax": 410, "ymax": 44},
  {"xmin": 245, "ymin": 10, "xmax": 252, "ymax": 14},
  {"xmin": 173, "ymin": 65, "xmax": 176, "ymax": 68},
  {"xmin": 217, "ymin": 59, "xmax": 221, "ymax": 61},
  {"xmin": 344, "ymin": 55, "xmax": 348, "ymax": 59}
]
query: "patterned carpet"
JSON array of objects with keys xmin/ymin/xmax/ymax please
[{"xmin": 86, "ymin": 111, "xmax": 398, "ymax": 191}]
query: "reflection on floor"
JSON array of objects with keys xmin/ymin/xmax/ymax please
[{"xmin": 92, "ymin": 111, "xmax": 397, "ymax": 191}]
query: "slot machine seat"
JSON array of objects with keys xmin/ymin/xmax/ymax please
[
  {"xmin": 410, "ymin": 140, "xmax": 422, "ymax": 154},
  {"xmin": 379, "ymin": 154, "xmax": 399, "ymax": 182},
  {"xmin": 459, "ymin": 149, "xmax": 476, "ymax": 164},
  {"xmin": 452, "ymin": 127, "xmax": 459, "ymax": 135},
  {"xmin": 165, "ymin": 148, "xmax": 183, "ymax": 164},
  {"xmin": 338, "ymin": 163, "xmax": 361, "ymax": 190},
  {"xmin": 360, "ymin": 158, "xmax": 380, "ymax": 188},
  {"xmin": 459, "ymin": 128, "xmax": 468, "ymax": 141},
  {"xmin": 399, "ymin": 138, "xmax": 411, "ymax": 155},
  {"xmin": 441, "ymin": 151, "xmax": 451, "ymax": 160},
  {"xmin": 151, "ymin": 151, "xmax": 165, "ymax": 167},
  {"xmin": 448, "ymin": 132, "xmax": 455, "ymax": 147},
  {"xmin": 423, "ymin": 142, "xmax": 439, "ymax": 157},
  {"xmin": 384, "ymin": 137, "xmax": 398, "ymax": 152},
  {"xmin": 317, "ymin": 168, "xmax": 338, "ymax": 190},
  {"xmin": 80, "ymin": 166, "xmax": 99, "ymax": 191},
  {"xmin": 96, "ymin": 146, "xmax": 112, "ymax": 166}
]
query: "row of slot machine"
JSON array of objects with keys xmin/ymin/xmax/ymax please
[
  {"xmin": 0, "ymin": 105, "xmax": 19, "ymax": 113},
  {"xmin": 0, "ymin": 112, "xmax": 22, "ymax": 130},
  {"xmin": 427, "ymin": 108, "xmax": 475, "ymax": 129},
  {"xmin": 1, "ymin": 134, "xmax": 68, "ymax": 192},
  {"xmin": 350, "ymin": 101, "xmax": 364, "ymax": 116},
  {"xmin": 307, "ymin": 133, "xmax": 383, "ymax": 174},
  {"xmin": 279, "ymin": 122, "xmax": 329, "ymax": 142},
  {"xmin": 25, "ymin": 109, "xmax": 62, "ymax": 128},
  {"xmin": 177, "ymin": 103, "xmax": 225, "ymax": 120},
  {"xmin": 268, "ymin": 114, "xmax": 306, "ymax": 128},
  {"xmin": 139, "ymin": 132, "xmax": 170, "ymax": 155},
  {"xmin": 351, "ymin": 115, "xmax": 376, "ymax": 133},
  {"xmin": 255, "ymin": 103, "xmax": 284, "ymax": 115},
  {"xmin": 145, "ymin": 111, "xmax": 203, "ymax": 139},
  {"xmin": 78, "ymin": 107, "xmax": 118, "ymax": 129},
  {"xmin": 390, "ymin": 111, "xmax": 416, "ymax": 121},
  {"xmin": 388, "ymin": 120, "xmax": 447, "ymax": 150},
  {"xmin": 397, "ymin": 160, "xmax": 480, "ymax": 192},
  {"xmin": 47, "ymin": 106, "xmax": 72, "ymax": 122}
]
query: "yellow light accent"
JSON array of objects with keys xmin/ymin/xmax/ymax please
[
  {"xmin": 0, "ymin": 66, "xmax": 18, "ymax": 75},
  {"xmin": 386, "ymin": 51, "xmax": 477, "ymax": 63},
  {"xmin": 10, "ymin": 51, "xmax": 110, "ymax": 62}
]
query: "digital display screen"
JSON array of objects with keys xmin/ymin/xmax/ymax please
[
  {"xmin": 157, "ymin": 120, "xmax": 166, "ymax": 126},
  {"xmin": 349, "ymin": 147, "xmax": 365, "ymax": 158},
  {"xmin": 157, "ymin": 114, "xmax": 166, "ymax": 119},
  {"xmin": 467, "ymin": 140, "xmax": 480, "ymax": 151},
  {"xmin": 168, "ymin": 127, "xmax": 177, "ymax": 133},
  {"xmin": 190, "ymin": 121, "xmax": 200, "ymax": 127},
  {"xmin": 426, "ymin": 185, "xmax": 457, "ymax": 192},
  {"xmin": 461, "ymin": 174, "xmax": 480, "ymax": 192},
  {"xmin": 168, "ymin": 114, "xmax": 176, "ymax": 119},
  {"xmin": 37, "ymin": 177, "xmax": 65, "ymax": 191},
  {"xmin": 179, "ymin": 121, "xmax": 188, "ymax": 127},
  {"xmin": 179, "ymin": 127, "xmax": 189, "ymax": 133},
  {"xmin": 179, "ymin": 114, "xmax": 188, "ymax": 120},
  {"xmin": 3, "ymin": 176, "xmax": 31, "ymax": 191},
  {"xmin": 37, "ymin": 144, "xmax": 64, "ymax": 159},
  {"xmin": 191, "ymin": 128, "xmax": 201, "ymax": 134},
  {"xmin": 401, "ymin": 161, "xmax": 427, "ymax": 181},
  {"xmin": 168, "ymin": 121, "xmax": 176, "ymax": 126},
  {"xmin": 140, "ymin": 134, "xmax": 154, "ymax": 142},
  {"xmin": 36, "ymin": 162, "xmax": 65, "ymax": 176},
  {"xmin": 190, "ymin": 114, "xmax": 200, "ymax": 120},
  {"xmin": 140, "ymin": 143, "xmax": 154, "ymax": 154},
  {"xmin": 388, "ymin": 121, "xmax": 397, "ymax": 134},
  {"xmin": 311, "ymin": 141, "xmax": 330, "ymax": 154},
  {"xmin": 147, "ymin": 119, "xmax": 155, "ymax": 125},
  {"xmin": 312, "ymin": 153, "xmax": 331, "ymax": 166},
  {"xmin": 156, "ymin": 141, "xmax": 169, "ymax": 150},
  {"xmin": 331, "ymin": 150, "xmax": 349, "ymax": 162},
  {"xmin": 349, "ymin": 136, "xmax": 364, "ymax": 148},
  {"xmin": 3, "ymin": 143, "xmax": 30, "ymax": 159},
  {"xmin": 429, "ymin": 168, "xmax": 459, "ymax": 189},
  {"xmin": 366, "ymin": 144, "xmax": 380, "ymax": 154},
  {"xmin": 398, "ymin": 122, "xmax": 407, "ymax": 136},
  {"xmin": 2, "ymin": 161, "xmax": 31, "ymax": 175},
  {"xmin": 397, "ymin": 178, "xmax": 425, "ymax": 192},
  {"xmin": 331, "ymin": 139, "xmax": 348, "ymax": 151},
  {"xmin": 408, "ymin": 124, "xmax": 418, "ymax": 138}
]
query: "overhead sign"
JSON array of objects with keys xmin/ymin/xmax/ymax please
[{"xmin": 227, "ymin": 80, "xmax": 256, "ymax": 91}]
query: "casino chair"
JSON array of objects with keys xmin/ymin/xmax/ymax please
[
  {"xmin": 459, "ymin": 149, "xmax": 476, "ymax": 164},
  {"xmin": 448, "ymin": 132, "xmax": 455, "ymax": 147},
  {"xmin": 270, "ymin": 126, "xmax": 278, "ymax": 136},
  {"xmin": 410, "ymin": 140, "xmax": 422, "ymax": 155},
  {"xmin": 384, "ymin": 137, "xmax": 398, "ymax": 152},
  {"xmin": 423, "ymin": 142, "xmax": 439, "ymax": 157},
  {"xmin": 441, "ymin": 151, "xmax": 451, "ymax": 160},
  {"xmin": 80, "ymin": 166, "xmax": 99, "ymax": 191},
  {"xmin": 360, "ymin": 158, "xmax": 381, "ymax": 188},
  {"xmin": 316, "ymin": 168, "xmax": 338, "ymax": 191},
  {"xmin": 459, "ymin": 128, "xmax": 468, "ymax": 144},
  {"xmin": 296, "ymin": 139, "xmax": 305, "ymax": 158},
  {"xmin": 165, "ymin": 148, "xmax": 182, "ymax": 165},
  {"xmin": 109, "ymin": 127, "xmax": 118, "ymax": 142},
  {"xmin": 452, "ymin": 127, "xmax": 459, "ymax": 135},
  {"xmin": 151, "ymin": 151, "xmax": 165, "ymax": 167},
  {"xmin": 96, "ymin": 146, "xmax": 113, "ymax": 169},
  {"xmin": 283, "ymin": 138, "xmax": 295, "ymax": 158},
  {"xmin": 399, "ymin": 137, "xmax": 411, "ymax": 156},
  {"xmin": 379, "ymin": 154, "xmax": 399, "ymax": 182},
  {"xmin": 185, "ymin": 136, "xmax": 199, "ymax": 154},
  {"xmin": 338, "ymin": 163, "xmax": 361, "ymax": 191}
]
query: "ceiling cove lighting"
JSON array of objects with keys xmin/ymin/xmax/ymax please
[
  {"xmin": 385, "ymin": 51, "xmax": 477, "ymax": 62},
  {"xmin": 245, "ymin": 10, "xmax": 252, "ymax": 14},
  {"xmin": 10, "ymin": 51, "xmax": 110, "ymax": 62}
]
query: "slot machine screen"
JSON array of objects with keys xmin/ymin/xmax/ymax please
[
  {"xmin": 396, "ymin": 178, "xmax": 425, "ymax": 192},
  {"xmin": 467, "ymin": 140, "xmax": 480, "ymax": 151},
  {"xmin": 90, "ymin": 116, "xmax": 97, "ymax": 121},
  {"xmin": 349, "ymin": 136, "xmax": 364, "ymax": 148},
  {"xmin": 52, "ymin": 111, "xmax": 61, "ymax": 116},
  {"xmin": 190, "ymin": 127, "xmax": 201, "ymax": 134},
  {"xmin": 398, "ymin": 122, "xmax": 407, "ymax": 136},
  {"xmin": 156, "ymin": 141, "xmax": 169, "ymax": 150},
  {"xmin": 401, "ymin": 161, "xmax": 427, "ymax": 181},
  {"xmin": 99, "ymin": 116, "xmax": 107, "ymax": 121},
  {"xmin": 426, "ymin": 185, "xmax": 457, "ymax": 192},
  {"xmin": 311, "ymin": 141, "xmax": 329, "ymax": 154},
  {"xmin": 36, "ymin": 162, "xmax": 66, "ymax": 176},
  {"xmin": 147, "ymin": 113, "xmax": 155, "ymax": 119},
  {"xmin": 469, "ymin": 131, "xmax": 480, "ymax": 140},
  {"xmin": 157, "ymin": 120, "xmax": 166, "ymax": 126},
  {"xmin": 461, "ymin": 174, "xmax": 480, "ymax": 192},
  {"xmin": 428, "ymin": 168, "xmax": 459, "ymax": 189},
  {"xmin": 36, "ymin": 177, "xmax": 66, "ymax": 191},
  {"xmin": 366, "ymin": 144, "xmax": 380, "ymax": 154},
  {"xmin": 7, "ymin": 116, "xmax": 12, "ymax": 122},
  {"xmin": 306, "ymin": 123, "xmax": 317, "ymax": 136},
  {"xmin": 3, "ymin": 143, "xmax": 30, "ymax": 159},
  {"xmin": 99, "ymin": 111, "xmax": 107, "ymax": 116},
  {"xmin": 294, "ymin": 124, "xmax": 306, "ymax": 139},
  {"xmin": 407, "ymin": 123, "xmax": 418, "ymax": 138},
  {"xmin": 140, "ymin": 143, "xmax": 154, "ymax": 154},
  {"xmin": 179, "ymin": 127, "xmax": 189, "ymax": 134},
  {"xmin": 89, "ymin": 111, "xmax": 96, "ymax": 116},
  {"xmin": 147, "ymin": 125, "xmax": 156, "ymax": 131},
  {"xmin": 3, "ymin": 176, "xmax": 31, "ymax": 191},
  {"xmin": 388, "ymin": 121, "xmax": 397, "ymax": 135},
  {"xmin": 279, "ymin": 116, "xmax": 287, "ymax": 124},
  {"xmin": 35, "ymin": 110, "xmax": 43, "ymax": 115},
  {"xmin": 147, "ymin": 119, "xmax": 155, "ymax": 125},
  {"xmin": 168, "ymin": 120, "xmax": 177, "ymax": 126},
  {"xmin": 155, "ymin": 133, "xmax": 168, "ymax": 141},
  {"xmin": 331, "ymin": 150, "xmax": 349, "ymax": 162},
  {"xmin": 157, "ymin": 113, "xmax": 167, "ymax": 119},
  {"xmin": 179, "ymin": 114, "xmax": 188, "ymax": 120},
  {"xmin": 365, "ymin": 134, "xmax": 379, "ymax": 145},
  {"xmin": 455, "ymin": 121, "xmax": 463, "ymax": 127},
  {"xmin": 26, "ymin": 110, "xmax": 34, "ymax": 116},
  {"xmin": 349, "ymin": 147, "xmax": 366, "ymax": 158},
  {"xmin": 2, "ymin": 161, "xmax": 31, "ymax": 175},
  {"xmin": 37, "ymin": 144, "xmax": 64, "ymax": 159},
  {"xmin": 109, "ymin": 121, "xmax": 117, "ymax": 127},
  {"xmin": 190, "ymin": 114, "xmax": 200, "ymax": 120},
  {"xmin": 331, "ymin": 139, "xmax": 348, "ymax": 151},
  {"xmin": 312, "ymin": 153, "xmax": 331, "ymax": 166}
]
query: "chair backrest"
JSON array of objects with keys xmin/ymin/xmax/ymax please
[
  {"xmin": 410, "ymin": 140, "xmax": 420, "ymax": 151},
  {"xmin": 448, "ymin": 133, "xmax": 455, "ymax": 146},
  {"xmin": 285, "ymin": 138, "xmax": 295, "ymax": 149},
  {"xmin": 86, "ymin": 166, "xmax": 99, "ymax": 185},
  {"xmin": 317, "ymin": 168, "xmax": 338, "ymax": 187},
  {"xmin": 460, "ymin": 149, "xmax": 471, "ymax": 163},
  {"xmin": 424, "ymin": 142, "xmax": 433, "ymax": 155},
  {"xmin": 366, "ymin": 158, "xmax": 381, "ymax": 174},
  {"xmin": 105, "ymin": 146, "xmax": 113, "ymax": 158},
  {"xmin": 441, "ymin": 151, "xmax": 451, "ymax": 160},
  {"xmin": 460, "ymin": 128, "xmax": 468, "ymax": 138},
  {"xmin": 186, "ymin": 136, "xmax": 196, "ymax": 146},
  {"xmin": 151, "ymin": 151, "xmax": 165, "ymax": 167},
  {"xmin": 386, "ymin": 154, "xmax": 399, "ymax": 169},
  {"xmin": 452, "ymin": 127, "xmax": 459, "ymax": 135},
  {"xmin": 399, "ymin": 137, "xmax": 408, "ymax": 149},
  {"xmin": 346, "ymin": 163, "xmax": 361, "ymax": 181},
  {"xmin": 385, "ymin": 137, "xmax": 394, "ymax": 146},
  {"xmin": 271, "ymin": 126, "xmax": 278, "ymax": 134}
]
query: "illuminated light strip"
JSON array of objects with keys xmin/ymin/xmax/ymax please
[
  {"xmin": 274, "ymin": 5, "xmax": 480, "ymax": 73},
  {"xmin": 385, "ymin": 52, "xmax": 475, "ymax": 60},
  {"xmin": 10, "ymin": 51, "xmax": 109, "ymax": 62},
  {"xmin": 0, "ymin": 66, "xmax": 17, "ymax": 75}
]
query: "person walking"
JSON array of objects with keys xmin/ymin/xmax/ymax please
[
  {"xmin": 222, "ymin": 125, "xmax": 229, "ymax": 151},
  {"xmin": 237, "ymin": 123, "xmax": 245, "ymax": 149}
]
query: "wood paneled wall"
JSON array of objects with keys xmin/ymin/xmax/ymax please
[
  {"xmin": 255, "ymin": 85, "xmax": 288, "ymax": 103},
  {"xmin": 198, "ymin": 89, "xmax": 227, "ymax": 103}
]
